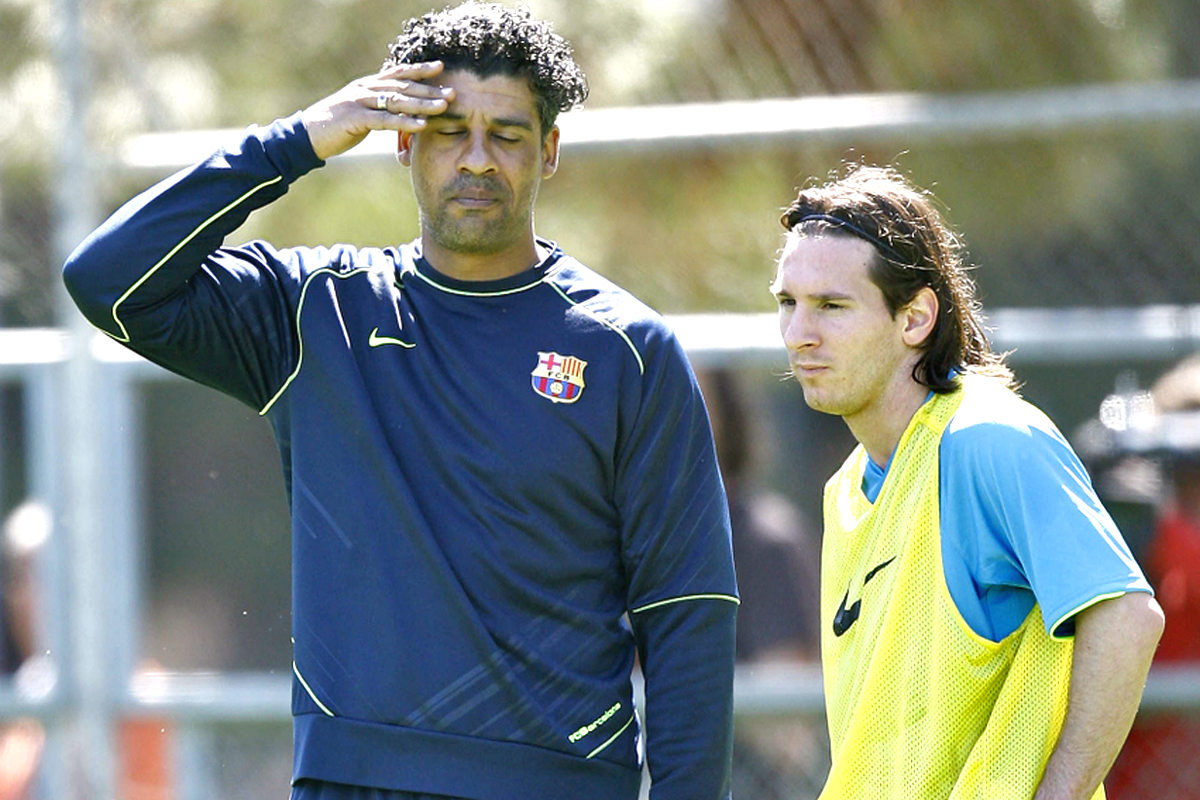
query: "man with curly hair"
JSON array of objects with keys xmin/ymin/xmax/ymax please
[
  {"xmin": 771, "ymin": 165, "xmax": 1163, "ymax": 799},
  {"xmin": 63, "ymin": 3, "xmax": 738, "ymax": 799}
]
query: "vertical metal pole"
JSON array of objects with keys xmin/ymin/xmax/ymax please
[
  {"xmin": 24, "ymin": 367, "xmax": 71, "ymax": 800},
  {"xmin": 51, "ymin": 0, "xmax": 118, "ymax": 796}
]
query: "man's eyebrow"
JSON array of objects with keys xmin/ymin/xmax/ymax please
[
  {"xmin": 430, "ymin": 111, "xmax": 535, "ymax": 130},
  {"xmin": 489, "ymin": 115, "xmax": 535, "ymax": 130},
  {"xmin": 770, "ymin": 288, "xmax": 855, "ymax": 303}
]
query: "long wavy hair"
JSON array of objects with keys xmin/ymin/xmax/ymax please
[{"xmin": 779, "ymin": 165, "xmax": 1013, "ymax": 393}]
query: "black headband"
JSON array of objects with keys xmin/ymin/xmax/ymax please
[{"xmin": 791, "ymin": 212, "xmax": 907, "ymax": 265}]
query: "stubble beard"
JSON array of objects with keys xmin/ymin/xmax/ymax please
[
  {"xmin": 799, "ymin": 383, "xmax": 836, "ymax": 416},
  {"xmin": 797, "ymin": 373, "xmax": 854, "ymax": 418},
  {"xmin": 422, "ymin": 177, "xmax": 534, "ymax": 257},
  {"xmin": 426, "ymin": 209, "xmax": 512, "ymax": 255}
]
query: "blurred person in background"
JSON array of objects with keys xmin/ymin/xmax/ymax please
[
  {"xmin": 697, "ymin": 366, "xmax": 819, "ymax": 665},
  {"xmin": 0, "ymin": 501, "xmax": 174, "ymax": 800},
  {"xmin": 695, "ymin": 366, "xmax": 824, "ymax": 799},
  {"xmin": 0, "ymin": 501, "xmax": 49, "ymax": 800},
  {"xmin": 771, "ymin": 164, "xmax": 1163, "ymax": 799},
  {"xmin": 62, "ymin": 3, "xmax": 738, "ymax": 799},
  {"xmin": 1100, "ymin": 354, "xmax": 1200, "ymax": 798},
  {"xmin": 1141, "ymin": 355, "xmax": 1200, "ymax": 665}
]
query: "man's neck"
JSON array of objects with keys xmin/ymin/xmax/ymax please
[
  {"xmin": 845, "ymin": 374, "xmax": 931, "ymax": 469},
  {"xmin": 421, "ymin": 235, "xmax": 544, "ymax": 283}
]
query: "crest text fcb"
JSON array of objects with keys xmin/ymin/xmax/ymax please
[{"xmin": 531, "ymin": 351, "xmax": 587, "ymax": 404}]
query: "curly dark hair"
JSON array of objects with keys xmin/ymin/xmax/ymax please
[
  {"xmin": 383, "ymin": 2, "xmax": 588, "ymax": 138},
  {"xmin": 779, "ymin": 165, "xmax": 1013, "ymax": 393}
]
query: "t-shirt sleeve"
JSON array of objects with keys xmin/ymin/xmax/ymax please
[{"xmin": 942, "ymin": 400, "xmax": 1152, "ymax": 639}]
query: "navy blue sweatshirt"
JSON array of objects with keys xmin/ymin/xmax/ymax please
[{"xmin": 63, "ymin": 114, "xmax": 739, "ymax": 800}]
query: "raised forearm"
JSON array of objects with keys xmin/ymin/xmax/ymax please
[
  {"xmin": 1033, "ymin": 592, "xmax": 1163, "ymax": 800},
  {"xmin": 62, "ymin": 114, "xmax": 317, "ymax": 337}
]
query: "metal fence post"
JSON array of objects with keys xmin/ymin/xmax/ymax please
[{"xmin": 52, "ymin": 0, "xmax": 118, "ymax": 795}]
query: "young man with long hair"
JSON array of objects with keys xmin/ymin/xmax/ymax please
[{"xmin": 771, "ymin": 165, "xmax": 1162, "ymax": 799}]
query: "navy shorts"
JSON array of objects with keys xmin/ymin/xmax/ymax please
[{"xmin": 290, "ymin": 779, "xmax": 468, "ymax": 800}]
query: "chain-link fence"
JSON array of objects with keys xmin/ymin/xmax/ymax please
[
  {"xmin": 5, "ymin": 0, "xmax": 1200, "ymax": 797},
  {"xmin": 7, "ymin": 0, "xmax": 1200, "ymax": 324}
]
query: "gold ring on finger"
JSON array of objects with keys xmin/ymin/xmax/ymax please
[{"xmin": 375, "ymin": 93, "xmax": 389, "ymax": 111}]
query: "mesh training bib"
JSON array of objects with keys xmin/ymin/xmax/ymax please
[{"xmin": 818, "ymin": 376, "xmax": 1103, "ymax": 799}]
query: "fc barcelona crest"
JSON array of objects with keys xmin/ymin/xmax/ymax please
[{"xmin": 531, "ymin": 351, "xmax": 587, "ymax": 404}]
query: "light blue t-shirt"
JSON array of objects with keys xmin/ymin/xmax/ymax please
[{"xmin": 862, "ymin": 386, "xmax": 1152, "ymax": 643}]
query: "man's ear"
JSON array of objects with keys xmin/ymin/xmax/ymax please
[
  {"xmin": 396, "ymin": 131, "xmax": 414, "ymax": 167},
  {"xmin": 901, "ymin": 287, "xmax": 938, "ymax": 349},
  {"xmin": 541, "ymin": 126, "xmax": 560, "ymax": 179}
]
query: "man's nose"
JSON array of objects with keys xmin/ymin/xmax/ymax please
[
  {"xmin": 782, "ymin": 308, "xmax": 818, "ymax": 350},
  {"xmin": 459, "ymin": 131, "xmax": 497, "ymax": 174}
]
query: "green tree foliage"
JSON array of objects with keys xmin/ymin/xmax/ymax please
[{"xmin": 2, "ymin": 0, "xmax": 1199, "ymax": 325}]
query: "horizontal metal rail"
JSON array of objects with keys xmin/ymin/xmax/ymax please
[
  {"xmin": 114, "ymin": 80, "xmax": 1200, "ymax": 173},
  {"xmin": 4, "ymin": 663, "xmax": 1199, "ymax": 721},
  {"xmin": 6, "ymin": 305, "xmax": 1200, "ymax": 376}
]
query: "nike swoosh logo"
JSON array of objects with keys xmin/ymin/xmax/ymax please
[
  {"xmin": 832, "ymin": 591, "xmax": 861, "ymax": 638},
  {"xmin": 863, "ymin": 556, "xmax": 896, "ymax": 584},
  {"xmin": 832, "ymin": 556, "xmax": 897, "ymax": 637},
  {"xmin": 368, "ymin": 326, "xmax": 416, "ymax": 349}
]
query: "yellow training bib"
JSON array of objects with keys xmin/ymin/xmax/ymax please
[{"xmin": 819, "ymin": 377, "xmax": 1102, "ymax": 799}]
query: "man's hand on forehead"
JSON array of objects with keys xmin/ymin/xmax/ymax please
[
  {"xmin": 301, "ymin": 61, "xmax": 456, "ymax": 161},
  {"xmin": 365, "ymin": 62, "xmax": 456, "ymax": 120}
]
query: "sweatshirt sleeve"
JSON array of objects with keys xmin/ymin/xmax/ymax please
[
  {"xmin": 62, "ymin": 112, "xmax": 326, "ymax": 409},
  {"xmin": 618, "ymin": 322, "xmax": 739, "ymax": 800}
]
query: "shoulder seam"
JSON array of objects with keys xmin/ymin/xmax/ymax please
[
  {"xmin": 545, "ymin": 280, "xmax": 646, "ymax": 375},
  {"xmin": 258, "ymin": 266, "xmax": 374, "ymax": 416}
]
